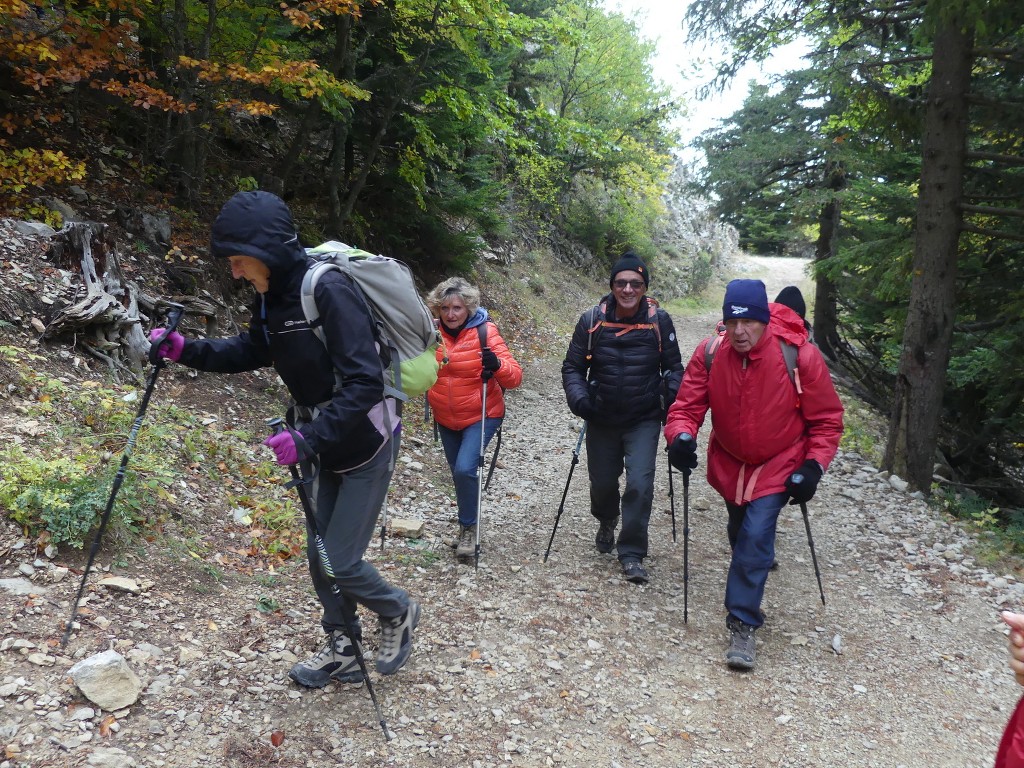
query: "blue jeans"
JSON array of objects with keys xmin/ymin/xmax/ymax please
[
  {"xmin": 585, "ymin": 419, "xmax": 661, "ymax": 562},
  {"xmin": 724, "ymin": 492, "xmax": 788, "ymax": 628},
  {"xmin": 437, "ymin": 418, "xmax": 503, "ymax": 527}
]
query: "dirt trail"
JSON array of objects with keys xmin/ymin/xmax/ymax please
[{"xmin": 1, "ymin": 255, "xmax": 1021, "ymax": 768}]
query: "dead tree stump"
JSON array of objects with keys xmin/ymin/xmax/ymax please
[{"xmin": 45, "ymin": 222, "xmax": 149, "ymax": 377}]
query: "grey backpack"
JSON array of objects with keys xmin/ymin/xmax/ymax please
[{"xmin": 301, "ymin": 241, "xmax": 439, "ymax": 401}]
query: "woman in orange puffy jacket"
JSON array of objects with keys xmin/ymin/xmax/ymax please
[
  {"xmin": 426, "ymin": 277, "xmax": 522, "ymax": 559},
  {"xmin": 998, "ymin": 611, "xmax": 1024, "ymax": 767}
]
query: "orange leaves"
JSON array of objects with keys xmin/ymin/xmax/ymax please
[
  {"xmin": 270, "ymin": 730, "xmax": 285, "ymax": 747},
  {"xmin": 98, "ymin": 80, "xmax": 194, "ymax": 114},
  {"xmin": 280, "ymin": 0, "xmax": 366, "ymax": 31},
  {"xmin": 98, "ymin": 714, "xmax": 117, "ymax": 737}
]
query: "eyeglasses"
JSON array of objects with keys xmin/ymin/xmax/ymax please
[{"xmin": 613, "ymin": 280, "xmax": 645, "ymax": 290}]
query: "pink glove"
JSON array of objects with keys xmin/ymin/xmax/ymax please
[
  {"xmin": 148, "ymin": 329, "xmax": 185, "ymax": 362},
  {"xmin": 263, "ymin": 430, "xmax": 302, "ymax": 466}
]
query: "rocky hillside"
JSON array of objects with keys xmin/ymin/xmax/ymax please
[{"xmin": 0, "ymin": 223, "xmax": 1022, "ymax": 768}]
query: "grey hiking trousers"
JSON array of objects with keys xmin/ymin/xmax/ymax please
[{"xmin": 304, "ymin": 436, "xmax": 408, "ymax": 637}]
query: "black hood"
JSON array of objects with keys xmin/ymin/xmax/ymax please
[{"xmin": 210, "ymin": 191, "xmax": 307, "ymax": 294}]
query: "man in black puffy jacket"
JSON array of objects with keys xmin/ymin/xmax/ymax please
[
  {"xmin": 150, "ymin": 191, "xmax": 419, "ymax": 688},
  {"xmin": 561, "ymin": 251, "xmax": 683, "ymax": 584}
]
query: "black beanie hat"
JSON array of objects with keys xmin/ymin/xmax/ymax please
[
  {"xmin": 723, "ymin": 279, "xmax": 770, "ymax": 324},
  {"xmin": 609, "ymin": 251, "xmax": 650, "ymax": 287},
  {"xmin": 774, "ymin": 286, "xmax": 807, "ymax": 319}
]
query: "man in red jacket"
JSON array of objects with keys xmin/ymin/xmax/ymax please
[{"xmin": 664, "ymin": 279, "xmax": 844, "ymax": 670}]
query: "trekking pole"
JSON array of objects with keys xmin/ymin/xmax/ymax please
[
  {"xmin": 543, "ymin": 423, "xmax": 587, "ymax": 563},
  {"xmin": 423, "ymin": 393, "xmax": 430, "ymax": 423},
  {"xmin": 378, "ymin": 494, "xmax": 388, "ymax": 552},
  {"xmin": 791, "ymin": 471, "xmax": 826, "ymax": 606},
  {"xmin": 267, "ymin": 418, "xmax": 391, "ymax": 741},
  {"xmin": 683, "ymin": 463, "xmax": 690, "ymax": 624},
  {"xmin": 484, "ymin": 425, "xmax": 502, "ymax": 492},
  {"xmin": 61, "ymin": 303, "xmax": 185, "ymax": 647},
  {"xmin": 474, "ymin": 379, "xmax": 488, "ymax": 570},
  {"xmin": 678, "ymin": 432, "xmax": 695, "ymax": 624},
  {"xmin": 667, "ymin": 459, "xmax": 677, "ymax": 543}
]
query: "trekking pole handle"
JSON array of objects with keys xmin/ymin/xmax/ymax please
[
  {"xmin": 680, "ymin": 432, "xmax": 693, "ymax": 444},
  {"xmin": 791, "ymin": 473, "xmax": 804, "ymax": 485},
  {"xmin": 267, "ymin": 417, "xmax": 285, "ymax": 435},
  {"xmin": 147, "ymin": 301, "xmax": 186, "ymax": 366}
]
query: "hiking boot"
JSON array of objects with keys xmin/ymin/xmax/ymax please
[
  {"xmin": 595, "ymin": 520, "xmax": 616, "ymax": 554},
  {"xmin": 456, "ymin": 525, "xmax": 476, "ymax": 558},
  {"xmin": 726, "ymin": 617, "xmax": 756, "ymax": 670},
  {"xmin": 288, "ymin": 630, "xmax": 363, "ymax": 688},
  {"xmin": 377, "ymin": 599, "xmax": 421, "ymax": 675},
  {"xmin": 622, "ymin": 559, "xmax": 649, "ymax": 585}
]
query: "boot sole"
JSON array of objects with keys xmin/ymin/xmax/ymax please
[
  {"xmin": 288, "ymin": 667, "xmax": 364, "ymax": 688},
  {"xmin": 726, "ymin": 654, "xmax": 755, "ymax": 670}
]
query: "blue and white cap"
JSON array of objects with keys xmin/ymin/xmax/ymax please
[{"xmin": 723, "ymin": 279, "xmax": 770, "ymax": 324}]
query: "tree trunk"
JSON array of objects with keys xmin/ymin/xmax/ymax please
[
  {"xmin": 275, "ymin": 14, "xmax": 353, "ymax": 189},
  {"xmin": 883, "ymin": 18, "xmax": 973, "ymax": 493},
  {"xmin": 812, "ymin": 162, "xmax": 845, "ymax": 361}
]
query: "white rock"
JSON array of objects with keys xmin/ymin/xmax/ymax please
[
  {"xmin": 69, "ymin": 650, "xmax": 142, "ymax": 711},
  {"xmin": 97, "ymin": 577, "xmax": 142, "ymax": 595}
]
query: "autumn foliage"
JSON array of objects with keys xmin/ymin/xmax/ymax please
[{"xmin": 0, "ymin": 0, "xmax": 367, "ymax": 212}]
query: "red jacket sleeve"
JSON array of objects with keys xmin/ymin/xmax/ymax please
[
  {"xmin": 997, "ymin": 697, "xmax": 1024, "ymax": 768},
  {"xmin": 664, "ymin": 338, "xmax": 712, "ymax": 446},
  {"xmin": 794, "ymin": 342, "xmax": 844, "ymax": 472}
]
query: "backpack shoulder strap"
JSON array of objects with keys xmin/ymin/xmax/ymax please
[
  {"xmin": 300, "ymin": 258, "xmax": 343, "ymax": 345},
  {"xmin": 780, "ymin": 339, "xmax": 803, "ymax": 406},
  {"xmin": 704, "ymin": 334, "xmax": 724, "ymax": 372},
  {"xmin": 779, "ymin": 339, "xmax": 798, "ymax": 386},
  {"xmin": 585, "ymin": 303, "xmax": 605, "ymax": 360},
  {"xmin": 648, "ymin": 303, "xmax": 662, "ymax": 353}
]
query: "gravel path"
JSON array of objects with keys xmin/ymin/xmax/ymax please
[{"xmin": 2, "ymin": 254, "xmax": 1022, "ymax": 768}]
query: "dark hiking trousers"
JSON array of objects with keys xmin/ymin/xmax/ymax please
[
  {"xmin": 724, "ymin": 492, "xmax": 787, "ymax": 628},
  {"xmin": 586, "ymin": 419, "xmax": 661, "ymax": 563},
  {"xmin": 305, "ymin": 436, "xmax": 408, "ymax": 636}
]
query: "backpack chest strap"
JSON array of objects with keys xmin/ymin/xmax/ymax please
[{"xmin": 590, "ymin": 320, "xmax": 658, "ymax": 337}]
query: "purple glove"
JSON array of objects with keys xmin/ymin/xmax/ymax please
[
  {"xmin": 148, "ymin": 329, "xmax": 185, "ymax": 362},
  {"xmin": 263, "ymin": 430, "xmax": 302, "ymax": 466}
]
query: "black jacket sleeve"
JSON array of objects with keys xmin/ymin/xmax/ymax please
[
  {"xmin": 177, "ymin": 302, "xmax": 272, "ymax": 373},
  {"xmin": 561, "ymin": 309, "xmax": 594, "ymax": 418},
  {"xmin": 657, "ymin": 309, "xmax": 684, "ymax": 404}
]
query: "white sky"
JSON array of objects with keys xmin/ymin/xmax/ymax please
[{"xmin": 603, "ymin": 0, "xmax": 808, "ymax": 163}]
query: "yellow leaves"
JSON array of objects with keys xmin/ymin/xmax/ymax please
[
  {"xmin": 0, "ymin": 147, "xmax": 86, "ymax": 204},
  {"xmin": 164, "ymin": 246, "xmax": 198, "ymax": 265}
]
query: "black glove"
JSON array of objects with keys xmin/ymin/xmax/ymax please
[
  {"xmin": 786, "ymin": 459, "xmax": 823, "ymax": 504},
  {"xmin": 668, "ymin": 433, "xmax": 698, "ymax": 476},
  {"xmin": 481, "ymin": 348, "xmax": 500, "ymax": 381},
  {"xmin": 573, "ymin": 399, "xmax": 597, "ymax": 422}
]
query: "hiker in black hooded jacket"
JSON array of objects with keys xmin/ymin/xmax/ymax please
[
  {"xmin": 561, "ymin": 251, "xmax": 683, "ymax": 585},
  {"xmin": 150, "ymin": 191, "xmax": 420, "ymax": 688}
]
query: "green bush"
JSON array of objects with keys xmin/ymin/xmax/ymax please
[{"xmin": 0, "ymin": 446, "xmax": 172, "ymax": 548}]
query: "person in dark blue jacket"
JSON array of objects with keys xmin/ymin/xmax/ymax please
[
  {"xmin": 561, "ymin": 251, "xmax": 683, "ymax": 584},
  {"xmin": 150, "ymin": 191, "xmax": 419, "ymax": 688}
]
